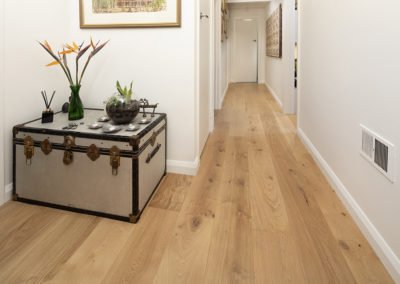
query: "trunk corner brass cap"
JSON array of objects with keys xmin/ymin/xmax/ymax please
[
  {"xmin": 129, "ymin": 211, "xmax": 141, "ymax": 223},
  {"xmin": 129, "ymin": 135, "xmax": 140, "ymax": 148},
  {"xmin": 13, "ymin": 124, "xmax": 24, "ymax": 136}
]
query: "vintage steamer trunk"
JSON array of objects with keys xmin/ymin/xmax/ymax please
[{"xmin": 13, "ymin": 109, "xmax": 167, "ymax": 223}]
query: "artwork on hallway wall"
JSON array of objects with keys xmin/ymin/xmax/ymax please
[
  {"xmin": 266, "ymin": 4, "xmax": 282, "ymax": 58},
  {"xmin": 221, "ymin": 0, "xmax": 228, "ymax": 42},
  {"xmin": 80, "ymin": 0, "xmax": 181, "ymax": 28}
]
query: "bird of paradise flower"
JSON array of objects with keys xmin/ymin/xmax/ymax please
[
  {"xmin": 38, "ymin": 38, "xmax": 109, "ymax": 86},
  {"xmin": 38, "ymin": 38, "xmax": 109, "ymax": 120}
]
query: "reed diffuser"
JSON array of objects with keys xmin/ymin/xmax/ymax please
[{"xmin": 41, "ymin": 90, "xmax": 55, "ymax": 123}]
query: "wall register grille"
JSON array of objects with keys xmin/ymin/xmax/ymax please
[{"xmin": 360, "ymin": 124, "xmax": 395, "ymax": 182}]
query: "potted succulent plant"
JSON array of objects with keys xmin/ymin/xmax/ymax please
[{"xmin": 106, "ymin": 81, "xmax": 140, "ymax": 124}]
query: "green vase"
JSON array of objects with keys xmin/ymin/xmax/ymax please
[{"xmin": 69, "ymin": 85, "xmax": 84, "ymax": 120}]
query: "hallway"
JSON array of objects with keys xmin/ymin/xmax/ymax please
[{"xmin": 0, "ymin": 83, "xmax": 392, "ymax": 283}]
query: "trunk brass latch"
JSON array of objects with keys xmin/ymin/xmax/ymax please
[
  {"xmin": 63, "ymin": 136, "xmax": 75, "ymax": 165},
  {"xmin": 24, "ymin": 136, "xmax": 34, "ymax": 165},
  {"xmin": 40, "ymin": 139, "xmax": 52, "ymax": 155},
  {"xmin": 110, "ymin": 146, "xmax": 120, "ymax": 176},
  {"xmin": 87, "ymin": 144, "xmax": 100, "ymax": 161}
]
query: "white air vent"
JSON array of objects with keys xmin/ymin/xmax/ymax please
[
  {"xmin": 362, "ymin": 129, "xmax": 374, "ymax": 159},
  {"xmin": 360, "ymin": 124, "xmax": 395, "ymax": 182}
]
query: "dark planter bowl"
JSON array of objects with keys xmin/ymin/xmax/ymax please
[{"xmin": 106, "ymin": 100, "xmax": 140, "ymax": 124}]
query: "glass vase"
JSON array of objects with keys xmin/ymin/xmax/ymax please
[{"xmin": 68, "ymin": 85, "xmax": 84, "ymax": 120}]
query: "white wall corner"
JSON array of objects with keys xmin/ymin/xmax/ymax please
[
  {"xmin": 167, "ymin": 157, "xmax": 200, "ymax": 176},
  {"xmin": 264, "ymin": 82, "xmax": 283, "ymax": 110},
  {"xmin": 219, "ymin": 83, "xmax": 230, "ymax": 109},
  {"xmin": 5, "ymin": 183, "xmax": 13, "ymax": 203},
  {"xmin": 258, "ymin": 80, "xmax": 265, "ymax": 84},
  {"xmin": 297, "ymin": 128, "xmax": 400, "ymax": 283}
]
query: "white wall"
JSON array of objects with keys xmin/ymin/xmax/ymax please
[
  {"xmin": 67, "ymin": 1, "xmax": 198, "ymax": 175},
  {"xmin": 2, "ymin": 0, "xmax": 199, "ymax": 190},
  {"xmin": 298, "ymin": 0, "xmax": 400, "ymax": 281},
  {"xmin": 220, "ymin": 37, "xmax": 229, "ymax": 100},
  {"xmin": 198, "ymin": 0, "xmax": 212, "ymax": 155},
  {"xmin": 265, "ymin": 0, "xmax": 296, "ymax": 113},
  {"xmin": 4, "ymin": 0, "xmax": 71, "ymax": 188},
  {"xmin": 214, "ymin": 0, "xmax": 229, "ymax": 110},
  {"xmin": 0, "ymin": 0, "xmax": 5, "ymax": 205},
  {"xmin": 229, "ymin": 5, "xmax": 266, "ymax": 84},
  {"xmin": 220, "ymin": 6, "xmax": 229, "ymax": 108}
]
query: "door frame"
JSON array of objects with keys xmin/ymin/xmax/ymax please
[
  {"xmin": 230, "ymin": 16, "xmax": 259, "ymax": 83},
  {"xmin": 209, "ymin": 0, "xmax": 215, "ymax": 133},
  {"xmin": 196, "ymin": 0, "xmax": 215, "ymax": 160}
]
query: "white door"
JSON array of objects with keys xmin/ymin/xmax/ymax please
[
  {"xmin": 232, "ymin": 19, "xmax": 258, "ymax": 82},
  {"xmin": 199, "ymin": 0, "xmax": 212, "ymax": 154}
]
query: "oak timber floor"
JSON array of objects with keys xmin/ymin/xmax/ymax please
[{"xmin": 0, "ymin": 83, "xmax": 393, "ymax": 283}]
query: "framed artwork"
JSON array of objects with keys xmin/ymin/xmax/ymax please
[
  {"xmin": 266, "ymin": 4, "xmax": 282, "ymax": 58},
  {"xmin": 221, "ymin": 0, "xmax": 228, "ymax": 41},
  {"xmin": 224, "ymin": 16, "xmax": 228, "ymax": 39},
  {"xmin": 80, "ymin": 0, "xmax": 181, "ymax": 28},
  {"xmin": 221, "ymin": 0, "xmax": 227, "ymax": 14},
  {"xmin": 221, "ymin": 15, "xmax": 225, "ymax": 42}
]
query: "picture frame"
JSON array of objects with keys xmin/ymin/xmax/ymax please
[
  {"xmin": 221, "ymin": 0, "xmax": 228, "ymax": 14},
  {"xmin": 266, "ymin": 3, "xmax": 282, "ymax": 58},
  {"xmin": 224, "ymin": 16, "xmax": 228, "ymax": 39},
  {"xmin": 221, "ymin": 15, "xmax": 225, "ymax": 42},
  {"xmin": 80, "ymin": 0, "xmax": 181, "ymax": 28}
]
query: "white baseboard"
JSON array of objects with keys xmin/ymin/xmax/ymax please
[
  {"xmin": 264, "ymin": 82, "xmax": 283, "ymax": 109},
  {"xmin": 297, "ymin": 128, "xmax": 400, "ymax": 283},
  {"xmin": 5, "ymin": 183, "xmax": 13, "ymax": 202},
  {"xmin": 167, "ymin": 158, "xmax": 199, "ymax": 176},
  {"xmin": 219, "ymin": 83, "xmax": 229, "ymax": 109},
  {"xmin": 258, "ymin": 80, "xmax": 265, "ymax": 84}
]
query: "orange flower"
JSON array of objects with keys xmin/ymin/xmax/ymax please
[
  {"xmin": 46, "ymin": 60, "xmax": 60, "ymax": 67},
  {"xmin": 59, "ymin": 50, "xmax": 73, "ymax": 55},
  {"xmin": 90, "ymin": 37, "xmax": 95, "ymax": 49},
  {"xmin": 44, "ymin": 40, "xmax": 52, "ymax": 52},
  {"xmin": 65, "ymin": 43, "xmax": 78, "ymax": 53}
]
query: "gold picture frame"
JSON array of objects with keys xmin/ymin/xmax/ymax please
[{"xmin": 80, "ymin": 0, "xmax": 181, "ymax": 28}]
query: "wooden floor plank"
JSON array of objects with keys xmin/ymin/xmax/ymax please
[
  {"xmin": 45, "ymin": 218, "xmax": 133, "ymax": 284},
  {"xmin": 0, "ymin": 211, "xmax": 98, "ymax": 283},
  {"xmin": 0, "ymin": 83, "xmax": 393, "ymax": 283},
  {"xmin": 102, "ymin": 207, "xmax": 179, "ymax": 284},
  {"xmin": 149, "ymin": 174, "xmax": 192, "ymax": 212}
]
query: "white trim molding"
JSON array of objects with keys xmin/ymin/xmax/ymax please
[
  {"xmin": 5, "ymin": 183, "xmax": 12, "ymax": 203},
  {"xmin": 219, "ymin": 83, "xmax": 229, "ymax": 109},
  {"xmin": 264, "ymin": 82, "xmax": 283, "ymax": 110},
  {"xmin": 167, "ymin": 158, "xmax": 200, "ymax": 176},
  {"xmin": 297, "ymin": 128, "xmax": 400, "ymax": 283}
]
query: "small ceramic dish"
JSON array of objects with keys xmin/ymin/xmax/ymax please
[
  {"xmin": 98, "ymin": 116, "xmax": 111, "ymax": 122},
  {"xmin": 139, "ymin": 118, "xmax": 152, "ymax": 124},
  {"xmin": 102, "ymin": 124, "xmax": 122, "ymax": 133},
  {"xmin": 87, "ymin": 122, "xmax": 103, "ymax": 130},
  {"xmin": 126, "ymin": 124, "xmax": 140, "ymax": 132}
]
